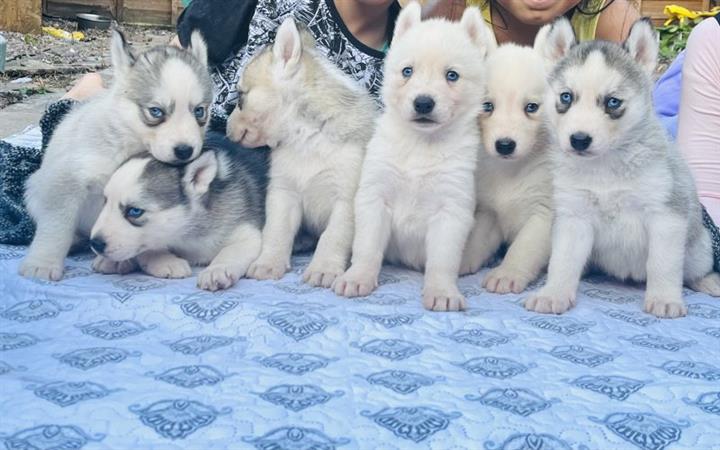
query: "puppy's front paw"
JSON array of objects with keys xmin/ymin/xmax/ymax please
[
  {"xmin": 644, "ymin": 296, "xmax": 687, "ymax": 318},
  {"xmin": 303, "ymin": 259, "xmax": 345, "ymax": 288},
  {"xmin": 92, "ymin": 255, "xmax": 136, "ymax": 275},
  {"xmin": 422, "ymin": 284, "xmax": 467, "ymax": 312},
  {"xmin": 483, "ymin": 266, "xmax": 533, "ymax": 294},
  {"xmin": 19, "ymin": 258, "xmax": 64, "ymax": 281},
  {"xmin": 525, "ymin": 289, "xmax": 576, "ymax": 314},
  {"xmin": 247, "ymin": 256, "xmax": 287, "ymax": 281},
  {"xmin": 140, "ymin": 255, "xmax": 192, "ymax": 279},
  {"xmin": 333, "ymin": 267, "xmax": 378, "ymax": 297},
  {"xmin": 198, "ymin": 264, "xmax": 243, "ymax": 291},
  {"xmin": 689, "ymin": 272, "xmax": 720, "ymax": 297}
]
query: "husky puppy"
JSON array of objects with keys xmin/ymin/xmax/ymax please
[
  {"xmin": 333, "ymin": 4, "xmax": 493, "ymax": 311},
  {"xmin": 89, "ymin": 133, "xmax": 266, "ymax": 291},
  {"xmin": 460, "ymin": 35, "xmax": 554, "ymax": 294},
  {"xmin": 226, "ymin": 18, "xmax": 376, "ymax": 287},
  {"xmin": 526, "ymin": 18, "xmax": 720, "ymax": 318},
  {"xmin": 20, "ymin": 29, "xmax": 212, "ymax": 281}
]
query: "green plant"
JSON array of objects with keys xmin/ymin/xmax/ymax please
[{"xmin": 657, "ymin": 17, "xmax": 704, "ymax": 60}]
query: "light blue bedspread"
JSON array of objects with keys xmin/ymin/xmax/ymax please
[{"xmin": 1, "ymin": 244, "xmax": 719, "ymax": 450}]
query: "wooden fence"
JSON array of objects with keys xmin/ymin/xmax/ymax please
[
  {"xmin": 43, "ymin": 0, "xmax": 184, "ymax": 26},
  {"xmin": 1, "ymin": 0, "xmax": 717, "ymax": 34}
]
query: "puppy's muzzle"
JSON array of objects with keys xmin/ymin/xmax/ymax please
[
  {"xmin": 174, "ymin": 145, "xmax": 194, "ymax": 161},
  {"xmin": 90, "ymin": 237, "xmax": 106, "ymax": 255},
  {"xmin": 495, "ymin": 138, "xmax": 516, "ymax": 156},
  {"xmin": 413, "ymin": 95, "xmax": 435, "ymax": 115},
  {"xmin": 570, "ymin": 132, "xmax": 592, "ymax": 153}
]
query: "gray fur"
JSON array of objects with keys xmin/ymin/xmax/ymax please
[
  {"xmin": 140, "ymin": 160, "xmax": 188, "ymax": 209},
  {"xmin": 140, "ymin": 138, "xmax": 266, "ymax": 258},
  {"xmin": 125, "ymin": 45, "xmax": 213, "ymax": 115}
]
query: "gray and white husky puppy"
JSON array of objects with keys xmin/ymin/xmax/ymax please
[
  {"xmin": 90, "ymin": 133, "xmax": 267, "ymax": 291},
  {"xmin": 20, "ymin": 29, "xmax": 212, "ymax": 281},
  {"xmin": 226, "ymin": 18, "xmax": 376, "ymax": 287},
  {"xmin": 526, "ymin": 17, "xmax": 720, "ymax": 318}
]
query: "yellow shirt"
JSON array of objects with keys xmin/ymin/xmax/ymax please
[{"xmin": 467, "ymin": 0, "xmax": 607, "ymax": 41}]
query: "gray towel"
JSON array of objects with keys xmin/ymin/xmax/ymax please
[{"xmin": 0, "ymin": 99, "xmax": 76, "ymax": 244}]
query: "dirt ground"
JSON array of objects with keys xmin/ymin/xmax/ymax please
[{"xmin": 1, "ymin": 18, "xmax": 173, "ymax": 109}]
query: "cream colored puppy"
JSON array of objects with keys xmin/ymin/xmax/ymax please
[
  {"xmin": 226, "ymin": 18, "xmax": 376, "ymax": 287},
  {"xmin": 333, "ymin": 4, "xmax": 492, "ymax": 311},
  {"xmin": 461, "ymin": 34, "xmax": 554, "ymax": 294}
]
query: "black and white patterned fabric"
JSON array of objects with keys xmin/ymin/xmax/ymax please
[{"xmin": 210, "ymin": 0, "xmax": 398, "ymax": 121}]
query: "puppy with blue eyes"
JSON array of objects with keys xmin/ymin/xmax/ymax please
[
  {"xmin": 89, "ymin": 133, "xmax": 266, "ymax": 291},
  {"xmin": 21, "ymin": 28, "xmax": 212, "ymax": 281},
  {"xmin": 333, "ymin": 4, "xmax": 493, "ymax": 311},
  {"xmin": 460, "ymin": 30, "xmax": 554, "ymax": 294},
  {"xmin": 526, "ymin": 18, "xmax": 720, "ymax": 318}
]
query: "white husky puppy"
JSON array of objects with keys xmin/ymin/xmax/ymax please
[
  {"xmin": 90, "ymin": 133, "xmax": 266, "ymax": 291},
  {"xmin": 526, "ymin": 18, "xmax": 720, "ymax": 318},
  {"xmin": 461, "ymin": 34, "xmax": 554, "ymax": 294},
  {"xmin": 333, "ymin": 4, "xmax": 493, "ymax": 311},
  {"xmin": 21, "ymin": 29, "xmax": 212, "ymax": 281},
  {"xmin": 226, "ymin": 18, "xmax": 376, "ymax": 287}
]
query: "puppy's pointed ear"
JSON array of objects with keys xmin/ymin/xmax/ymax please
[
  {"xmin": 189, "ymin": 30, "xmax": 209, "ymax": 68},
  {"xmin": 110, "ymin": 26, "xmax": 135, "ymax": 75},
  {"xmin": 183, "ymin": 151, "xmax": 218, "ymax": 197},
  {"xmin": 461, "ymin": 7, "xmax": 496, "ymax": 58},
  {"xmin": 272, "ymin": 18, "xmax": 302, "ymax": 74},
  {"xmin": 623, "ymin": 18, "xmax": 658, "ymax": 74},
  {"xmin": 535, "ymin": 17, "xmax": 575, "ymax": 65},
  {"xmin": 393, "ymin": 1, "xmax": 422, "ymax": 42}
]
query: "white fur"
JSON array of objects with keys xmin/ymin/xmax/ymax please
[
  {"xmin": 226, "ymin": 18, "xmax": 377, "ymax": 287},
  {"xmin": 461, "ymin": 40, "xmax": 554, "ymax": 294},
  {"xmin": 333, "ymin": 6, "xmax": 492, "ymax": 311},
  {"xmin": 527, "ymin": 18, "xmax": 720, "ymax": 318},
  {"xmin": 20, "ymin": 30, "xmax": 211, "ymax": 281}
]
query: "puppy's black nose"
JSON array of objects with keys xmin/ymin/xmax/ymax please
[
  {"xmin": 174, "ymin": 145, "xmax": 194, "ymax": 161},
  {"xmin": 414, "ymin": 95, "xmax": 435, "ymax": 115},
  {"xmin": 495, "ymin": 138, "xmax": 516, "ymax": 156},
  {"xmin": 89, "ymin": 238, "xmax": 106, "ymax": 255},
  {"xmin": 570, "ymin": 132, "xmax": 592, "ymax": 152}
]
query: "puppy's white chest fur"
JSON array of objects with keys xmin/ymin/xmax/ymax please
[
  {"xmin": 557, "ymin": 172, "xmax": 666, "ymax": 281},
  {"xmin": 476, "ymin": 155, "xmax": 551, "ymax": 240},
  {"xmin": 271, "ymin": 132, "xmax": 361, "ymax": 235},
  {"xmin": 364, "ymin": 125, "xmax": 476, "ymax": 270}
]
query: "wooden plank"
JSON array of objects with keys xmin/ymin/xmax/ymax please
[
  {"xmin": 0, "ymin": 0, "xmax": 42, "ymax": 33},
  {"xmin": 121, "ymin": 0, "xmax": 172, "ymax": 25},
  {"xmin": 171, "ymin": 0, "xmax": 184, "ymax": 26},
  {"xmin": 44, "ymin": 0, "xmax": 116, "ymax": 20}
]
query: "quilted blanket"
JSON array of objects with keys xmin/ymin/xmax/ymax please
[{"xmin": 1, "ymin": 244, "xmax": 719, "ymax": 450}]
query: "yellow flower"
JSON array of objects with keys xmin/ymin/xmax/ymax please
[{"xmin": 663, "ymin": 4, "xmax": 720, "ymax": 26}]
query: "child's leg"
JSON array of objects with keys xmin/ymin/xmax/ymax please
[
  {"xmin": 63, "ymin": 73, "xmax": 106, "ymax": 101},
  {"xmin": 677, "ymin": 17, "xmax": 720, "ymax": 223}
]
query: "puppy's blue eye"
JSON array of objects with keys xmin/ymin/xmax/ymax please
[
  {"xmin": 125, "ymin": 207, "xmax": 145, "ymax": 219},
  {"xmin": 402, "ymin": 66, "xmax": 413, "ymax": 78},
  {"xmin": 446, "ymin": 70, "xmax": 459, "ymax": 82},
  {"xmin": 560, "ymin": 92, "xmax": 573, "ymax": 105},
  {"xmin": 193, "ymin": 106, "xmax": 206, "ymax": 119},
  {"xmin": 525, "ymin": 103, "xmax": 539, "ymax": 113},
  {"xmin": 148, "ymin": 107, "xmax": 164, "ymax": 119},
  {"xmin": 482, "ymin": 102, "xmax": 494, "ymax": 113},
  {"xmin": 605, "ymin": 97, "xmax": 622, "ymax": 110}
]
